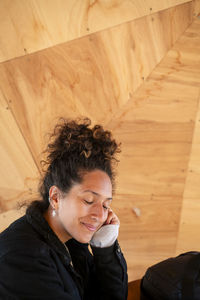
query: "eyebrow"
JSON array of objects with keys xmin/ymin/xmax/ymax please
[{"xmin": 83, "ymin": 190, "xmax": 112, "ymax": 201}]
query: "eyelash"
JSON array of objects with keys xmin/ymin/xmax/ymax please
[
  {"xmin": 84, "ymin": 200, "xmax": 93, "ymax": 205},
  {"xmin": 84, "ymin": 200, "xmax": 109, "ymax": 210}
]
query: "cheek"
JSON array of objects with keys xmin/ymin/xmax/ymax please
[
  {"xmin": 72, "ymin": 201, "xmax": 89, "ymax": 220},
  {"xmin": 59, "ymin": 200, "xmax": 77, "ymax": 220},
  {"xmin": 102, "ymin": 210, "xmax": 108, "ymax": 223}
]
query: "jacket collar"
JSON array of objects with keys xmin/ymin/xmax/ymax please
[{"xmin": 26, "ymin": 205, "xmax": 72, "ymax": 266}]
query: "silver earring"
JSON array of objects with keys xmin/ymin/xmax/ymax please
[{"xmin": 49, "ymin": 197, "xmax": 56, "ymax": 217}]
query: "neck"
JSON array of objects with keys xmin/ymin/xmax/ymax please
[{"xmin": 43, "ymin": 207, "xmax": 71, "ymax": 243}]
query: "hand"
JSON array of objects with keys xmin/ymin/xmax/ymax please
[
  {"xmin": 90, "ymin": 209, "xmax": 120, "ymax": 248},
  {"xmin": 104, "ymin": 208, "xmax": 120, "ymax": 226}
]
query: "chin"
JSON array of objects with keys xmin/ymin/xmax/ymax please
[{"xmin": 75, "ymin": 235, "xmax": 92, "ymax": 244}]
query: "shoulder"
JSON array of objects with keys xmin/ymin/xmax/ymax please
[{"xmin": 0, "ymin": 215, "xmax": 50, "ymax": 260}]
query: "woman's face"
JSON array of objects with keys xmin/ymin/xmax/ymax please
[{"xmin": 54, "ymin": 169, "xmax": 112, "ymax": 243}]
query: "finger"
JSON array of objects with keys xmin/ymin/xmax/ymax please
[
  {"xmin": 105, "ymin": 211, "xmax": 113, "ymax": 224},
  {"xmin": 109, "ymin": 214, "xmax": 120, "ymax": 225},
  {"xmin": 106, "ymin": 210, "xmax": 120, "ymax": 225}
]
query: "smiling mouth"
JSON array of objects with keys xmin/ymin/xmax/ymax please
[{"xmin": 81, "ymin": 222, "xmax": 97, "ymax": 232}]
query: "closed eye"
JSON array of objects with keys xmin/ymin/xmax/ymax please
[
  {"xmin": 103, "ymin": 205, "xmax": 109, "ymax": 210},
  {"xmin": 84, "ymin": 199, "xmax": 93, "ymax": 205}
]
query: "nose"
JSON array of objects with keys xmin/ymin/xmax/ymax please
[{"xmin": 90, "ymin": 202, "xmax": 106, "ymax": 223}]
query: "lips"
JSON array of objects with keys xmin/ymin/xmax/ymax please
[{"xmin": 81, "ymin": 222, "xmax": 97, "ymax": 232}]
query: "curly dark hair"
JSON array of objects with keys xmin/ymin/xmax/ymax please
[{"xmin": 27, "ymin": 117, "xmax": 121, "ymax": 213}]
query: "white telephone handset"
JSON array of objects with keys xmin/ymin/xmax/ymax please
[{"xmin": 90, "ymin": 209, "xmax": 120, "ymax": 248}]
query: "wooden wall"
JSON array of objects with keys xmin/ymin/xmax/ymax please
[
  {"xmin": 109, "ymin": 16, "xmax": 200, "ymax": 279},
  {"xmin": 1, "ymin": 0, "xmax": 200, "ymax": 282}
]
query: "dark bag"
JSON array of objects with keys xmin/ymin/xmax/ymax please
[{"xmin": 140, "ymin": 251, "xmax": 200, "ymax": 300}]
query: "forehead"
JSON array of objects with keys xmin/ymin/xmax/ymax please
[{"xmin": 80, "ymin": 170, "xmax": 112, "ymax": 198}]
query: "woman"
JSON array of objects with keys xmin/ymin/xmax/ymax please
[{"xmin": 0, "ymin": 118, "xmax": 128, "ymax": 299}]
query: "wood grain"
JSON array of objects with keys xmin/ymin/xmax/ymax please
[
  {"xmin": 0, "ymin": 0, "xmax": 192, "ymax": 62},
  {"xmin": 176, "ymin": 88, "xmax": 200, "ymax": 253},
  {"xmin": 0, "ymin": 3, "xmax": 193, "ymax": 173},
  {"xmin": 193, "ymin": 0, "xmax": 200, "ymax": 16},
  {"xmin": 0, "ymin": 208, "xmax": 24, "ymax": 232},
  {"xmin": 112, "ymin": 194, "xmax": 181, "ymax": 280},
  {"xmin": 108, "ymin": 18, "xmax": 200, "ymax": 280},
  {"xmin": 0, "ymin": 88, "xmax": 39, "ymax": 217}
]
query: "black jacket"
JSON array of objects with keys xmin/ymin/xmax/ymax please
[
  {"xmin": 140, "ymin": 251, "xmax": 200, "ymax": 300},
  {"xmin": 0, "ymin": 206, "xmax": 128, "ymax": 299}
]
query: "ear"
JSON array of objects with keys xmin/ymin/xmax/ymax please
[{"xmin": 49, "ymin": 186, "xmax": 61, "ymax": 209}]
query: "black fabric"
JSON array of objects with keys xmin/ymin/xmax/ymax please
[
  {"xmin": 182, "ymin": 253, "xmax": 200, "ymax": 300},
  {"xmin": 0, "ymin": 206, "xmax": 128, "ymax": 300},
  {"xmin": 140, "ymin": 251, "xmax": 200, "ymax": 300}
]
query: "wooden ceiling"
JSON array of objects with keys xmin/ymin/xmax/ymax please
[{"xmin": 0, "ymin": 0, "xmax": 193, "ymax": 62}]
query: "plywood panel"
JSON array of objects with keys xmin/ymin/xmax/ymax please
[
  {"xmin": 113, "ymin": 193, "xmax": 181, "ymax": 280},
  {"xmin": 0, "ymin": 209, "xmax": 24, "ymax": 232},
  {"xmin": 0, "ymin": 3, "xmax": 193, "ymax": 172},
  {"xmin": 109, "ymin": 79, "xmax": 199, "ymax": 196},
  {"xmin": 176, "ymin": 89, "xmax": 200, "ymax": 253},
  {"xmin": 108, "ymin": 18, "xmax": 200, "ymax": 280},
  {"xmin": 0, "ymin": 0, "xmax": 192, "ymax": 62},
  {"xmin": 193, "ymin": 0, "xmax": 200, "ymax": 16},
  {"xmin": 0, "ymin": 88, "xmax": 39, "ymax": 219}
]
